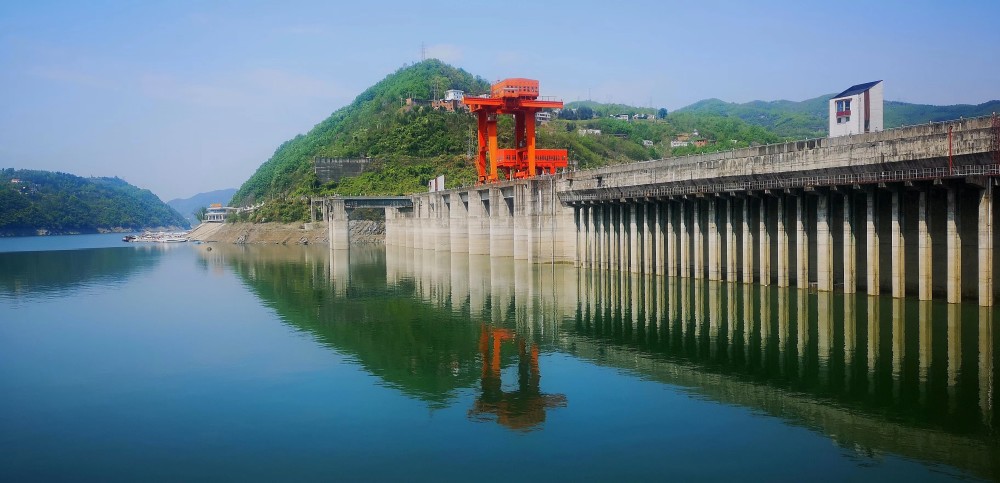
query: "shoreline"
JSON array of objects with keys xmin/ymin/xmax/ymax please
[
  {"xmin": 0, "ymin": 226, "xmax": 188, "ymax": 237},
  {"xmin": 186, "ymin": 220, "xmax": 385, "ymax": 245}
]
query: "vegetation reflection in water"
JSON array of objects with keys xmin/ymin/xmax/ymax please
[
  {"xmin": 199, "ymin": 243, "xmax": 998, "ymax": 478},
  {"xmin": 0, "ymin": 244, "xmax": 166, "ymax": 300},
  {"xmin": 203, "ymin": 244, "xmax": 568, "ymax": 431}
]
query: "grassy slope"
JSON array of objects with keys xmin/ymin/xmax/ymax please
[{"xmin": 231, "ymin": 60, "xmax": 489, "ymax": 205}]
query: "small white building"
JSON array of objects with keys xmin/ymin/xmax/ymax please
[
  {"xmin": 535, "ymin": 111, "xmax": 552, "ymax": 123},
  {"xmin": 428, "ymin": 174, "xmax": 445, "ymax": 192},
  {"xmin": 205, "ymin": 204, "xmax": 236, "ymax": 223},
  {"xmin": 642, "ymin": 140, "xmax": 654, "ymax": 147},
  {"xmin": 670, "ymin": 140, "xmax": 690, "ymax": 148},
  {"xmin": 444, "ymin": 89, "xmax": 464, "ymax": 101},
  {"xmin": 829, "ymin": 80, "xmax": 883, "ymax": 137}
]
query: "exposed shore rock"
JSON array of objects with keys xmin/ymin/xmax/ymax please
[{"xmin": 187, "ymin": 220, "xmax": 385, "ymax": 245}]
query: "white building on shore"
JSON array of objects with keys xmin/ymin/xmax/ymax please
[{"xmin": 205, "ymin": 203, "xmax": 236, "ymax": 223}]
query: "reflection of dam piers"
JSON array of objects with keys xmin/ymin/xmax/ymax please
[
  {"xmin": 376, "ymin": 246, "xmax": 998, "ymax": 479},
  {"xmin": 320, "ymin": 116, "xmax": 1000, "ymax": 305},
  {"xmin": 203, "ymin": 243, "xmax": 999, "ymax": 478}
]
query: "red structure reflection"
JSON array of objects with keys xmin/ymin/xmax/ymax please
[{"xmin": 468, "ymin": 324, "xmax": 567, "ymax": 431}]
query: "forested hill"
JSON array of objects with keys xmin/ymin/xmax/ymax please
[
  {"xmin": 230, "ymin": 59, "xmax": 491, "ymax": 212},
  {"xmin": 0, "ymin": 169, "xmax": 189, "ymax": 236},
  {"xmin": 675, "ymin": 96, "xmax": 1000, "ymax": 139},
  {"xmin": 230, "ymin": 60, "xmax": 782, "ymax": 222},
  {"xmin": 231, "ymin": 60, "xmax": 997, "ymax": 224}
]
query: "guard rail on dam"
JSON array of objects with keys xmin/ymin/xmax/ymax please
[{"xmin": 318, "ymin": 115, "xmax": 1000, "ymax": 305}]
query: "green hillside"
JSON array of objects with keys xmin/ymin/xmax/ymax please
[
  {"xmin": 231, "ymin": 60, "xmax": 490, "ymax": 209},
  {"xmin": 232, "ymin": 60, "xmax": 789, "ymax": 222},
  {"xmin": 884, "ymin": 100, "xmax": 1000, "ymax": 128},
  {"xmin": 0, "ymin": 169, "xmax": 189, "ymax": 236},
  {"xmin": 676, "ymin": 95, "xmax": 1000, "ymax": 139},
  {"xmin": 233, "ymin": 61, "xmax": 1000, "ymax": 224}
]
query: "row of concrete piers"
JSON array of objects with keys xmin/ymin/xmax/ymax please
[{"xmin": 573, "ymin": 180, "xmax": 998, "ymax": 305}]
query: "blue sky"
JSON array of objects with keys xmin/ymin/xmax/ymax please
[{"xmin": 2, "ymin": 0, "xmax": 998, "ymax": 201}]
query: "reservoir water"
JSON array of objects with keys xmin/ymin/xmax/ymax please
[{"xmin": 1, "ymin": 235, "xmax": 997, "ymax": 481}]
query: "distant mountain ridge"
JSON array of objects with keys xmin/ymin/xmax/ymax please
[
  {"xmin": 168, "ymin": 188, "xmax": 236, "ymax": 225},
  {"xmin": 675, "ymin": 95, "xmax": 1000, "ymax": 139},
  {"xmin": 0, "ymin": 169, "xmax": 189, "ymax": 236}
]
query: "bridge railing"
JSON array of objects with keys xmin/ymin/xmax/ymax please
[
  {"xmin": 559, "ymin": 164, "xmax": 1000, "ymax": 202},
  {"xmin": 312, "ymin": 196, "xmax": 414, "ymax": 209},
  {"xmin": 566, "ymin": 114, "xmax": 997, "ymax": 178}
]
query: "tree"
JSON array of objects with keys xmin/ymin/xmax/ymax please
[
  {"xmin": 577, "ymin": 106, "xmax": 594, "ymax": 120},
  {"xmin": 657, "ymin": 108, "xmax": 669, "ymax": 119},
  {"xmin": 194, "ymin": 206, "xmax": 207, "ymax": 222}
]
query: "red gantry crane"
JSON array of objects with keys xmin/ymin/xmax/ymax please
[{"xmin": 463, "ymin": 78, "xmax": 568, "ymax": 184}]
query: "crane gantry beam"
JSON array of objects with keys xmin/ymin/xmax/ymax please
[{"xmin": 463, "ymin": 78, "xmax": 568, "ymax": 184}]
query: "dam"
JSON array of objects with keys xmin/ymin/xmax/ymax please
[{"xmin": 319, "ymin": 115, "xmax": 1000, "ymax": 305}]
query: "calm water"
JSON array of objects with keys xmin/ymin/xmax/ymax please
[{"xmin": 1, "ymin": 235, "xmax": 997, "ymax": 481}]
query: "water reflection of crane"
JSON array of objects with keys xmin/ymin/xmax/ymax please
[{"xmin": 468, "ymin": 324, "xmax": 567, "ymax": 431}]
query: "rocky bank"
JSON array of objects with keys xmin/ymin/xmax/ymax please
[{"xmin": 187, "ymin": 220, "xmax": 385, "ymax": 245}]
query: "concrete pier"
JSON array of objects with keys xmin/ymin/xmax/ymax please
[
  {"xmin": 817, "ymin": 192, "xmax": 833, "ymax": 292},
  {"xmin": 866, "ymin": 189, "xmax": 879, "ymax": 295},
  {"xmin": 947, "ymin": 187, "xmax": 961, "ymax": 303},
  {"xmin": 918, "ymin": 191, "xmax": 931, "ymax": 300},
  {"xmin": 796, "ymin": 195, "xmax": 808, "ymax": 289},
  {"xmin": 843, "ymin": 192, "xmax": 856, "ymax": 294},
  {"xmin": 776, "ymin": 195, "xmax": 788, "ymax": 287},
  {"xmin": 742, "ymin": 199, "xmax": 753, "ymax": 283}
]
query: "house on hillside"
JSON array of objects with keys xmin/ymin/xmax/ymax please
[
  {"xmin": 205, "ymin": 203, "xmax": 236, "ymax": 223},
  {"xmin": 829, "ymin": 80, "xmax": 883, "ymax": 137}
]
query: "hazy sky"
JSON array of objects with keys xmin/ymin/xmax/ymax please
[{"xmin": 2, "ymin": 0, "xmax": 998, "ymax": 201}]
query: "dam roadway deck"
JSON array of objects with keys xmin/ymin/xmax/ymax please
[{"xmin": 318, "ymin": 115, "xmax": 1000, "ymax": 305}]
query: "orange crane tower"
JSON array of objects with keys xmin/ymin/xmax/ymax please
[{"xmin": 463, "ymin": 78, "xmax": 568, "ymax": 184}]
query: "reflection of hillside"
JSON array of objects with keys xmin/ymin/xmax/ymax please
[
  {"xmin": 0, "ymin": 246, "xmax": 164, "ymax": 299},
  {"xmin": 199, "ymin": 242, "xmax": 999, "ymax": 475},
  {"xmin": 200, "ymin": 244, "xmax": 483, "ymax": 407}
]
